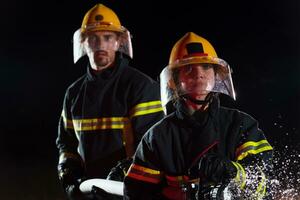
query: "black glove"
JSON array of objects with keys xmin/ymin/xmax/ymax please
[
  {"xmin": 107, "ymin": 157, "xmax": 133, "ymax": 181},
  {"xmin": 58, "ymin": 160, "xmax": 85, "ymax": 200},
  {"xmin": 64, "ymin": 183, "xmax": 85, "ymax": 200},
  {"xmin": 198, "ymin": 153, "xmax": 237, "ymax": 184},
  {"xmin": 197, "ymin": 184, "xmax": 228, "ymax": 200}
]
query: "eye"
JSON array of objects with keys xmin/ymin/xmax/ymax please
[
  {"xmin": 87, "ymin": 34, "xmax": 98, "ymax": 44},
  {"xmin": 202, "ymin": 64, "xmax": 214, "ymax": 70},
  {"xmin": 182, "ymin": 65, "xmax": 193, "ymax": 75},
  {"xmin": 103, "ymin": 34, "xmax": 116, "ymax": 42}
]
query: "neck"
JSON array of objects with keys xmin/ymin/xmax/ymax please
[
  {"xmin": 91, "ymin": 61, "xmax": 115, "ymax": 73},
  {"xmin": 185, "ymin": 98, "xmax": 209, "ymax": 114}
]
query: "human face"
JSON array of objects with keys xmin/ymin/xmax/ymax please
[
  {"xmin": 178, "ymin": 64, "xmax": 215, "ymax": 100},
  {"xmin": 83, "ymin": 31, "xmax": 120, "ymax": 71}
]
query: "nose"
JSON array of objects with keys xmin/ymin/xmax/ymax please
[
  {"xmin": 93, "ymin": 36, "xmax": 106, "ymax": 50},
  {"xmin": 97, "ymin": 38, "xmax": 106, "ymax": 49},
  {"xmin": 194, "ymin": 67, "xmax": 205, "ymax": 79}
]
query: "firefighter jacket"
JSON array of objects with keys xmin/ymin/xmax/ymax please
[
  {"xmin": 124, "ymin": 97, "xmax": 273, "ymax": 200},
  {"xmin": 56, "ymin": 54, "xmax": 164, "ymax": 179}
]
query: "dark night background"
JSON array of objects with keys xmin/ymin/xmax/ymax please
[{"xmin": 0, "ymin": 0, "xmax": 299, "ymax": 199}]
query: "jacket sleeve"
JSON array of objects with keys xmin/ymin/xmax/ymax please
[
  {"xmin": 56, "ymin": 89, "xmax": 83, "ymax": 167},
  {"xmin": 124, "ymin": 131, "xmax": 164, "ymax": 200},
  {"xmin": 231, "ymin": 113, "xmax": 273, "ymax": 199},
  {"xmin": 128, "ymin": 78, "xmax": 164, "ymax": 150}
]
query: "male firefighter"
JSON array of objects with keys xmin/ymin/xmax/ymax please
[
  {"xmin": 56, "ymin": 4, "xmax": 164, "ymax": 200},
  {"xmin": 124, "ymin": 32, "xmax": 273, "ymax": 199}
]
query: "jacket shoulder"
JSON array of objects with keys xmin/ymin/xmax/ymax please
[
  {"xmin": 65, "ymin": 75, "xmax": 86, "ymax": 96},
  {"xmin": 122, "ymin": 66, "xmax": 158, "ymax": 85},
  {"xmin": 219, "ymin": 106, "xmax": 257, "ymax": 122},
  {"xmin": 143, "ymin": 113, "xmax": 177, "ymax": 141}
]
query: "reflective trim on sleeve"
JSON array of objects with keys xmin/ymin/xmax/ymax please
[
  {"xmin": 130, "ymin": 101, "xmax": 163, "ymax": 118},
  {"xmin": 256, "ymin": 167, "xmax": 267, "ymax": 199},
  {"xmin": 232, "ymin": 162, "xmax": 246, "ymax": 189},
  {"xmin": 71, "ymin": 117, "xmax": 130, "ymax": 131},
  {"xmin": 62, "ymin": 110, "xmax": 74, "ymax": 129},
  {"xmin": 236, "ymin": 140, "xmax": 273, "ymax": 161},
  {"xmin": 126, "ymin": 163, "xmax": 162, "ymax": 184},
  {"xmin": 61, "ymin": 115, "xmax": 134, "ymax": 156}
]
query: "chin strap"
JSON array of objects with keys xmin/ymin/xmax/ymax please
[{"xmin": 182, "ymin": 93, "xmax": 216, "ymax": 105}]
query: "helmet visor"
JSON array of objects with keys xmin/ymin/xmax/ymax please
[
  {"xmin": 160, "ymin": 60, "xmax": 235, "ymax": 113},
  {"xmin": 73, "ymin": 27, "xmax": 133, "ymax": 63}
]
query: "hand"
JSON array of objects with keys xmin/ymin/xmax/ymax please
[
  {"xmin": 107, "ymin": 157, "xmax": 133, "ymax": 181},
  {"xmin": 57, "ymin": 160, "xmax": 85, "ymax": 200},
  {"xmin": 65, "ymin": 183, "xmax": 85, "ymax": 200},
  {"xmin": 198, "ymin": 153, "xmax": 237, "ymax": 184},
  {"xmin": 197, "ymin": 184, "xmax": 228, "ymax": 200}
]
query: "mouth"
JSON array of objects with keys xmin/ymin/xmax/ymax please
[{"xmin": 95, "ymin": 50, "xmax": 108, "ymax": 56}]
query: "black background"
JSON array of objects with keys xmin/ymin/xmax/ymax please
[{"xmin": 0, "ymin": 0, "xmax": 299, "ymax": 199}]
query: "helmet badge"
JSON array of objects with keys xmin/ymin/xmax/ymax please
[
  {"xmin": 185, "ymin": 43, "xmax": 208, "ymax": 57},
  {"xmin": 95, "ymin": 15, "xmax": 103, "ymax": 21}
]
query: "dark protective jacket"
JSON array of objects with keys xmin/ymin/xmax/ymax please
[
  {"xmin": 56, "ymin": 54, "xmax": 164, "ymax": 179},
  {"xmin": 124, "ymin": 98, "xmax": 273, "ymax": 199}
]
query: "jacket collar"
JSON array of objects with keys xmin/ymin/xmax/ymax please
[
  {"xmin": 176, "ymin": 95, "xmax": 220, "ymax": 127},
  {"xmin": 86, "ymin": 52, "xmax": 129, "ymax": 82}
]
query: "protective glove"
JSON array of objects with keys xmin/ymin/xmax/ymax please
[
  {"xmin": 107, "ymin": 157, "xmax": 133, "ymax": 181},
  {"xmin": 64, "ymin": 183, "xmax": 85, "ymax": 200},
  {"xmin": 57, "ymin": 160, "xmax": 85, "ymax": 200},
  {"xmin": 198, "ymin": 153, "xmax": 237, "ymax": 184},
  {"xmin": 197, "ymin": 183, "xmax": 228, "ymax": 200}
]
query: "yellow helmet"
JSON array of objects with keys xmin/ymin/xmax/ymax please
[
  {"xmin": 160, "ymin": 32, "xmax": 236, "ymax": 114},
  {"xmin": 73, "ymin": 4, "xmax": 133, "ymax": 63},
  {"xmin": 168, "ymin": 32, "xmax": 226, "ymax": 69},
  {"xmin": 81, "ymin": 4, "xmax": 124, "ymax": 33}
]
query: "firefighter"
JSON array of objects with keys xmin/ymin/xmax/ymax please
[
  {"xmin": 56, "ymin": 4, "xmax": 164, "ymax": 200},
  {"xmin": 124, "ymin": 32, "xmax": 273, "ymax": 199}
]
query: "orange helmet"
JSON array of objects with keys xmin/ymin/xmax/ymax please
[{"xmin": 160, "ymin": 32, "xmax": 236, "ymax": 114}]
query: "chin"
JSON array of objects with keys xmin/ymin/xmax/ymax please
[
  {"xmin": 189, "ymin": 94, "xmax": 207, "ymax": 100},
  {"xmin": 95, "ymin": 60, "xmax": 109, "ymax": 67}
]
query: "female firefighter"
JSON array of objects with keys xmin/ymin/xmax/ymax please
[{"xmin": 124, "ymin": 32, "xmax": 273, "ymax": 200}]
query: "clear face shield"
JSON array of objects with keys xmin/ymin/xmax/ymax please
[
  {"xmin": 160, "ymin": 57, "xmax": 236, "ymax": 114},
  {"xmin": 73, "ymin": 27, "xmax": 133, "ymax": 63}
]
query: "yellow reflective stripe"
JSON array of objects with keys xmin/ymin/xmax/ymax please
[
  {"xmin": 237, "ymin": 146, "xmax": 273, "ymax": 161},
  {"xmin": 233, "ymin": 162, "xmax": 246, "ymax": 189},
  {"xmin": 256, "ymin": 168, "xmax": 267, "ymax": 198},
  {"xmin": 61, "ymin": 110, "xmax": 74, "ymax": 129},
  {"xmin": 72, "ymin": 117, "xmax": 129, "ymax": 131},
  {"xmin": 232, "ymin": 162, "xmax": 240, "ymax": 181},
  {"xmin": 130, "ymin": 164, "xmax": 161, "ymax": 175},
  {"xmin": 237, "ymin": 140, "xmax": 270, "ymax": 152},
  {"xmin": 130, "ymin": 101, "xmax": 163, "ymax": 117},
  {"xmin": 132, "ymin": 107, "xmax": 164, "ymax": 117},
  {"xmin": 126, "ymin": 164, "xmax": 162, "ymax": 184},
  {"xmin": 236, "ymin": 140, "xmax": 273, "ymax": 161},
  {"xmin": 66, "ymin": 119, "xmax": 74, "ymax": 129},
  {"xmin": 237, "ymin": 162, "xmax": 246, "ymax": 189}
]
